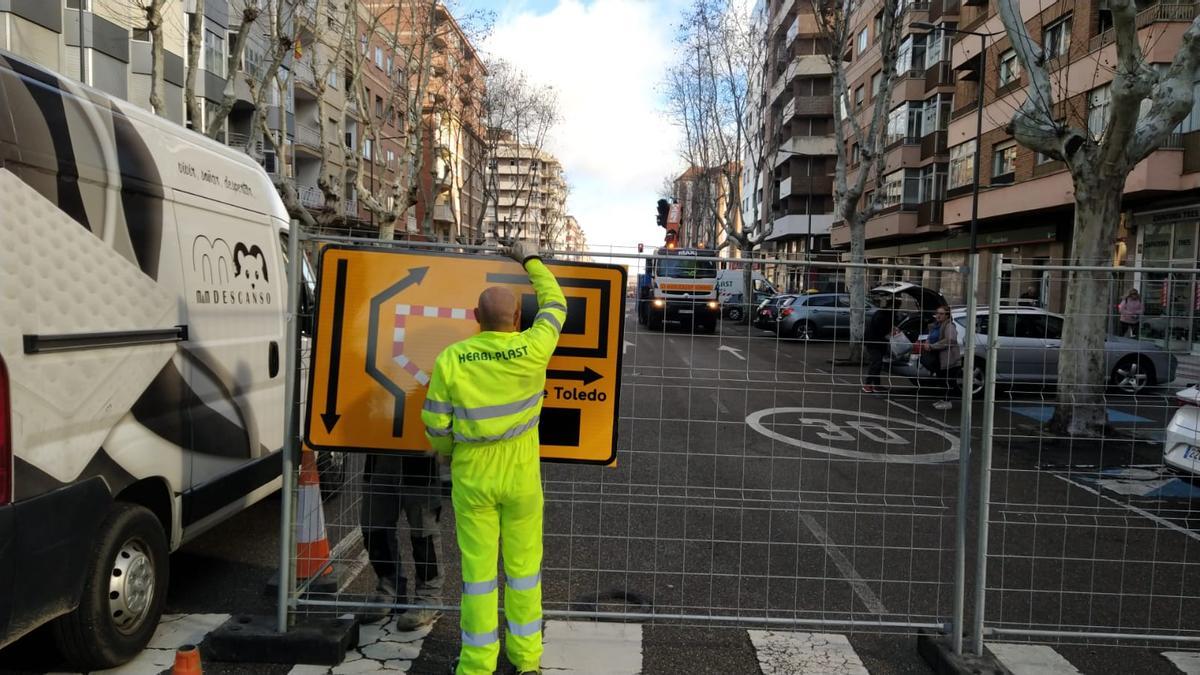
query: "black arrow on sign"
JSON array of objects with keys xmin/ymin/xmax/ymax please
[
  {"xmin": 359, "ymin": 265, "xmax": 431, "ymax": 438},
  {"xmin": 321, "ymin": 259, "xmax": 349, "ymax": 433},
  {"xmin": 546, "ymin": 366, "xmax": 603, "ymax": 385}
]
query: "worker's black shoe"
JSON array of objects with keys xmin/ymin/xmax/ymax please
[{"xmin": 357, "ymin": 578, "xmax": 397, "ymax": 624}]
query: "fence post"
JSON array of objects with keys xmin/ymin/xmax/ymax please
[
  {"xmin": 951, "ymin": 252, "xmax": 980, "ymax": 654},
  {"xmin": 277, "ymin": 221, "xmax": 304, "ymax": 632},
  {"xmin": 971, "ymin": 253, "xmax": 1004, "ymax": 655}
]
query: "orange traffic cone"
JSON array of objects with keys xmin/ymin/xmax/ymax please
[
  {"xmin": 295, "ymin": 449, "xmax": 335, "ymax": 588},
  {"xmin": 172, "ymin": 644, "xmax": 202, "ymax": 675}
]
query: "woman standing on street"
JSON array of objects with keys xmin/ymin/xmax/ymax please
[
  {"xmin": 1118, "ymin": 289, "xmax": 1143, "ymax": 338},
  {"xmin": 926, "ymin": 305, "xmax": 961, "ymax": 410}
]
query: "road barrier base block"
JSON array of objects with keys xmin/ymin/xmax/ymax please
[
  {"xmin": 205, "ymin": 614, "xmax": 359, "ymax": 666},
  {"xmin": 917, "ymin": 631, "xmax": 1011, "ymax": 675}
]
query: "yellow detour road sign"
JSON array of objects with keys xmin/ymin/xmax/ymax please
[{"xmin": 304, "ymin": 246, "xmax": 627, "ymax": 464}]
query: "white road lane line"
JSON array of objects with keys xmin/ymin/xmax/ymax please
[
  {"xmin": 798, "ymin": 513, "xmax": 888, "ymax": 615},
  {"xmin": 887, "ymin": 399, "xmax": 958, "ymax": 430},
  {"xmin": 747, "ymin": 631, "xmax": 869, "ymax": 675},
  {"xmin": 988, "ymin": 643, "xmax": 1082, "ymax": 674},
  {"xmin": 1164, "ymin": 651, "xmax": 1200, "ymax": 673},
  {"xmin": 1050, "ymin": 474, "xmax": 1200, "ymax": 544},
  {"xmin": 541, "ymin": 620, "xmax": 643, "ymax": 674}
]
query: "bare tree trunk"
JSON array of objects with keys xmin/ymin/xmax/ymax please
[
  {"xmin": 1048, "ymin": 178, "xmax": 1126, "ymax": 436},
  {"xmin": 145, "ymin": 0, "xmax": 166, "ymax": 116},
  {"xmin": 845, "ymin": 214, "xmax": 867, "ymax": 361},
  {"xmin": 205, "ymin": 6, "xmax": 261, "ymax": 138},
  {"xmin": 185, "ymin": 0, "xmax": 204, "ymax": 129}
]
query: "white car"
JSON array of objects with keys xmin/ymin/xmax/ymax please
[{"xmin": 1165, "ymin": 386, "xmax": 1200, "ymax": 474}]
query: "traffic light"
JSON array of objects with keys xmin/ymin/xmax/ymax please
[{"xmin": 656, "ymin": 199, "xmax": 669, "ymax": 228}]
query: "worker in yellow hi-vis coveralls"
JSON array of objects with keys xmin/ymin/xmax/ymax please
[{"xmin": 421, "ymin": 241, "xmax": 565, "ymax": 675}]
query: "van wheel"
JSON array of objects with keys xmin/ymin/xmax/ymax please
[{"xmin": 53, "ymin": 503, "xmax": 169, "ymax": 670}]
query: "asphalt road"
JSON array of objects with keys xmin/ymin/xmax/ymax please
[{"xmin": 5, "ymin": 299, "xmax": 1200, "ymax": 674}]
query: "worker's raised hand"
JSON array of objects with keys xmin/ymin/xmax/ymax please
[{"xmin": 502, "ymin": 240, "xmax": 540, "ymax": 264}]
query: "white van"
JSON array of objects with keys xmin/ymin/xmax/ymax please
[
  {"xmin": 0, "ymin": 52, "xmax": 307, "ymax": 667},
  {"xmin": 715, "ymin": 269, "xmax": 777, "ymax": 321}
]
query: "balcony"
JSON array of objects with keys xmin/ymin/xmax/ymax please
[
  {"xmin": 772, "ymin": 0, "xmax": 796, "ymax": 31},
  {"xmin": 779, "ymin": 174, "xmax": 836, "ymax": 198},
  {"xmin": 343, "ymin": 198, "xmax": 358, "ymax": 217},
  {"xmin": 299, "ymin": 185, "xmax": 325, "ymax": 209},
  {"xmin": 892, "ymin": 69, "xmax": 926, "ymax": 106},
  {"xmin": 782, "ymin": 98, "xmax": 796, "ymax": 121},
  {"xmin": 918, "ymin": 200, "xmax": 944, "ymax": 226},
  {"xmin": 924, "ymin": 60, "xmax": 955, "ymax": 90},
  {"xmin": 1089, "ymin": 3, "xmax": 1198, "ymax": 52},
  {"xmin": 951, "ymin": 98, "xmax": 977, "ymax": 120},
  {"xmin": 433, "ymin": 204, "xmax": 454, "ymax": 224},
  {"xmin": 830, "ymin": 209, "xmax": 920, "ymax": 246},
  {"xmin": 920, "ymin": 131, "xmax": 948, "ymax": 159},
  {"xmin": 765, "ymin": 212, "xmax": 834, "ymax": 241},
  {"xmin": 293, "ymin": 60, "xmax": 317, "ymax": 93},
  {"xmin": 295, "ymin": 123, "xmax": 321, "ymax": 151},
  {"xmin": 792, "ymin": 95, "xmax": 833, "ymax": 116},
  {"xmin": 775, "ymin": 135, "xmax": 836, "ymax": 165}
]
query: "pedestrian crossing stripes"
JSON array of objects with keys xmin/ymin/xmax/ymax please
[{"xmin": 41, "ymin": 613, "xmax": 1200, "ymax": 674}]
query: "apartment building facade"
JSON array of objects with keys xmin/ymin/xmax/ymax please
[
  {"xmin": 0, "ymin": 1, "xmax": 485, "ymax": 242},
  {"xmin": 486, "ymin": 131, "xmax": 573, "ymax": 249},
  {"xmin": 744, "ymin": 0, "xmax": 839, "ymax": 290},
  {"xmin": 819, "ymin": 0, "xmax": 1200, "ymax": 324},
  {"xmin": 673, "ymin": 164, "xmax": 743, "ymax": 256}
]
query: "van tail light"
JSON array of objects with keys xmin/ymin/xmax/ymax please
[{"xmin": 0, "ymin": 354, "xmax": 10, "ymax": 506}]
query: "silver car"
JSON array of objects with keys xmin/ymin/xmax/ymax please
[{"xmin": 894, "ymin": 305, "xmax": 1178, "ymax": 395}]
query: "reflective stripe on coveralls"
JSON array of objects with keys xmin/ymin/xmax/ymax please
[{"xmin": 420, "ymin": 258, "xmax": 565, "ymax": 675}]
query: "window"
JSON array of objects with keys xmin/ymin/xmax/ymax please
[
  {"xmin": 926, "ymin": 29, "xmax": 943, "ymax": 66},
  {"xmin": 948, "ymin": 140, "xmax": 975, "ymax": 189},
  {"xmin": 896, "ymin": 37, "xmax": 912, "ymax": 73},
  {"xmin": 374, "ymin": 46, "xmax": 383, "ymax": 69},
  {"xmin": 992, "ymin": 140, "xmax": 1017, "ymax": 179},
  {"xmin": 66, "ymin": 0, "xmax": 90, "ymax": 8},
  {"xmin": 871, "ymin": 71, "xmax": 882, "ymax": 97},
  {"xmin": 873, "ymin": 12, "xmax": 883, "ymax": 41},
  {"xmin": 886, "ymin": 103, "xmax": 921, "ymax": 144},
  {"xmin": 361, "ymin": 33, "xmax": 369, "ymax": 55},
  {"xmin": 327, "ymin": 68, "xmax": 338, "ymax": 89},
  {"xmin": 880, "ymin": 169, "xmax": 920, "ymax": 208},
  {"xmin": 1043, "ymin": 15, "xmax": 1071, "ymax": 58},
  {"xmin": 132, "ymin": 28, "xmax": 151, "ymax": 42},
  {"xmin": 922, "ymin": 94, "xmax": 950, "ymax": 134},
  {"xmin": 387, "ymin": 149, "xmax": 395, "ymax": 168},
  {"xmin": 386, "ymin": 55, "xmax": 393, "ymax": 75},
  {"xmin": 1088, "ymin": 83, "xmax": 1111, "ymax": 138},
  {"xmin": 851, "ymin": 143, "xmax": 861, "ymax": 164},
  {"xmin": 205, "ymin": 29, "xmax": 226, "ymax": 78},
  {"xmin": 854, "ymin": 85, "xmax": 864, "ymax": 109},
  {"xmin": 998, "ymin": 49, "xmax": 1021, "ymax": 87},
  {"xmin": 363, "ymin": 137, "xmax": 373, "ymax": 161},
  {"xmin": 375, "ymin": 95, "xmax": 383, "ymax": 117},
  {"xmin": 858, "ymin": 28, "xmax": 869, "ymax": 54},
  {"xmin": 807, "ymin": 295, "xmax": 838, "ymax": 307},
  {"xmin": 918, "ymin": 165, "xmax": 946, "ymax": 202}
]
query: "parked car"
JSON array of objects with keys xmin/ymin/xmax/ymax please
[
  {"xmin": 893, "ymin": 305, "xmax": 1177, "ymax": 396},
  {"xmin": 1165, "ymin": 386, "xmax": 1200, "ymax": 475},
  {"xmin": 773, "ymin": 293, "xmax": 871, "ymax": 340}
]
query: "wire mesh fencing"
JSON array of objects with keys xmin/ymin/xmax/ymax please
[
  {"xmin": 976, "ymin": 256, "xmax": 1200, "ymax": 648},
  {"xmin": 281, "ymin": 233, "xmax": 978, "ymax": 643}
]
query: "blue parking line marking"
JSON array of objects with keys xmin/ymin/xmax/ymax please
[{"xmin": 1007, "ymin": 404, "xmax": 1152, "ymax": 424}]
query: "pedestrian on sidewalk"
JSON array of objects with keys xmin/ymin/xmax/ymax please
[
  {"xmin": 421, "ymin": 241, "xmax": 565, "ymax": 675},
  {"xmin": 926, "ymin": 305, "xmax": 961, "ymax": 410},
  {"xmin": 863, "ymin": 298, "xmax": 896, "ymax": 393},
  {"xmin": 359, "ymin": 453, "xmax": 445, "ymax": 630},
  {"xmin": 1118, "ymin": 289, "xmax": 1143, "ymax": 338}
]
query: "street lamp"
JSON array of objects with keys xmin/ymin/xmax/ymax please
[{"xmin": 911, "ymin": 22, "xmax": 1003, "ymax": 252}]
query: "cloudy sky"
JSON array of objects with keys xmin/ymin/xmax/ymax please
[{"xmin": 457, "ymin": 0, "xmax": 691, "ymax": 254}]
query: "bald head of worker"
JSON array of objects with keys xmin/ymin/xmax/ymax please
[{"xmin": 476, "ymin": 286, "xmax": 521, "ymax": 332}]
